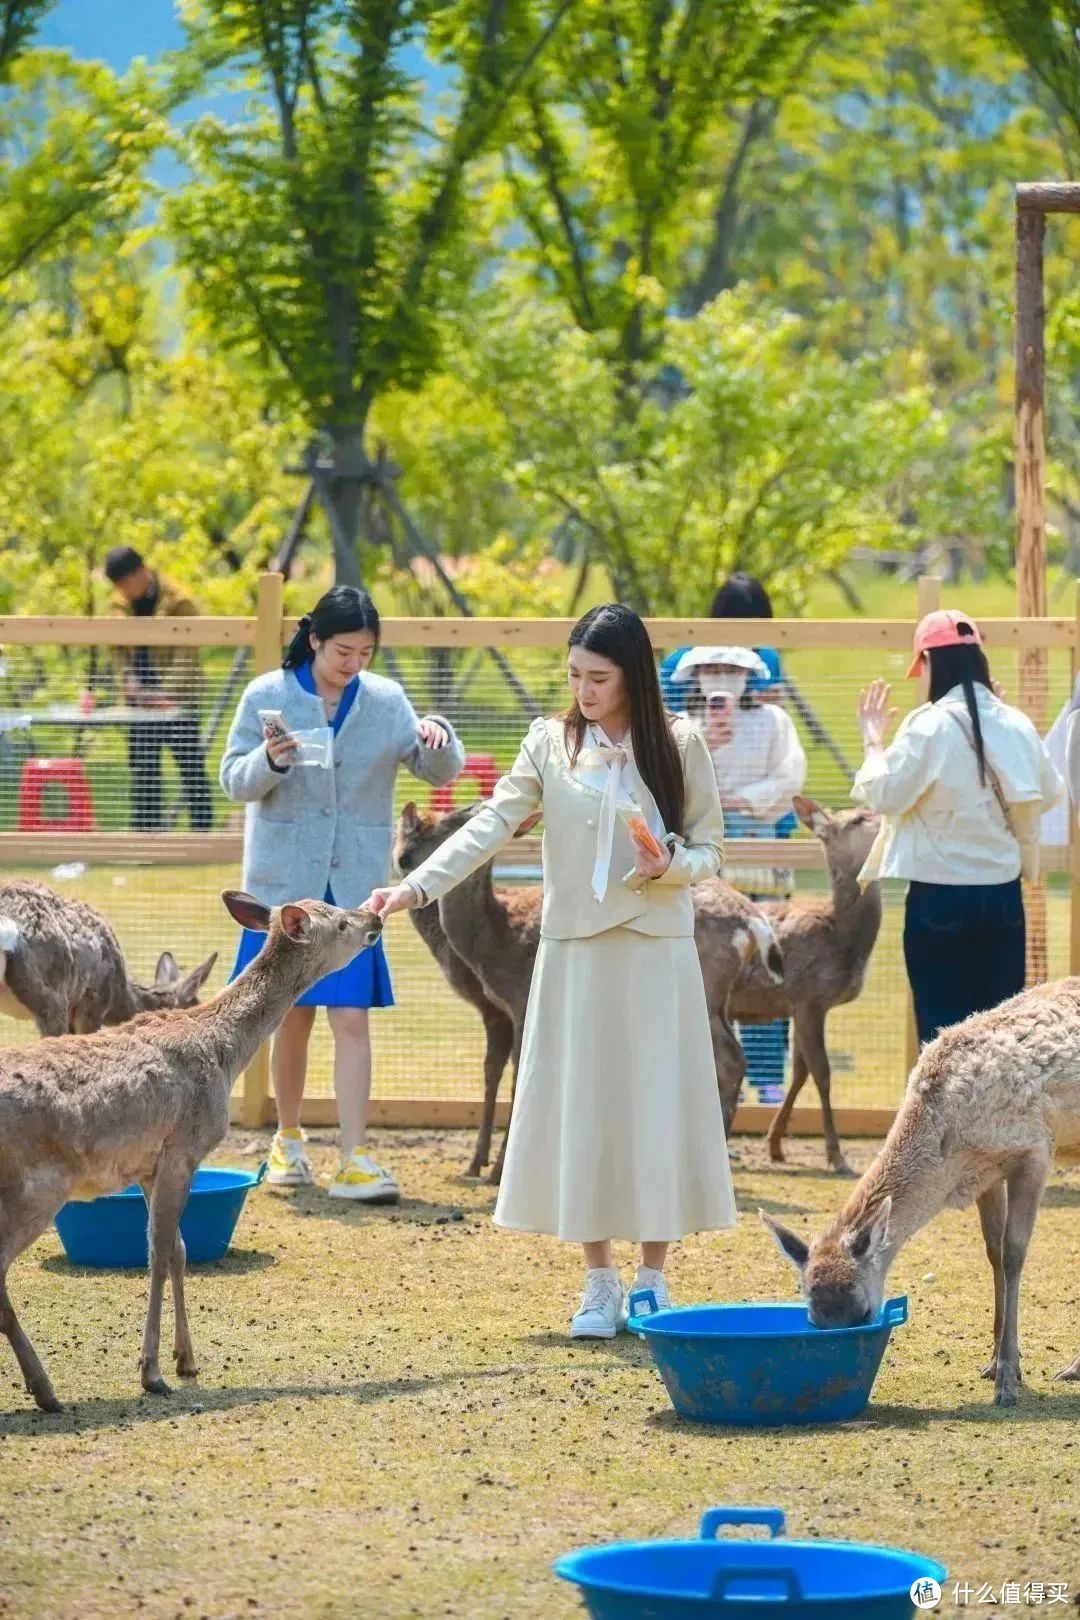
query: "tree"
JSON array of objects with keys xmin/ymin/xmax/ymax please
[{"xmin": 167, "ymin": 0, "xmax": 578, "ymax": 583}]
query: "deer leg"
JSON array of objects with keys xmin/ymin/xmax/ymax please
[
  {"xmin": 0, "ymin": 1268, "xmax": 61, "ymax": 1413},
  {"xmin": 710, "ymin": 1009, "xmax": 745, "ymax": 1138},
  {"xmin": 467, "ymin": 1006, "xmax": 514, "ymax": 1178},
  {"xmin": 139, "ymin": 1167, "xmax": 194, "ymax": 1396},
  {"xmin": 488, "ymin": 1026, "xmax": 523, "ymax": 1187},
  {"xmin": 976, "ymin": 1180, "xmax": 1007, "ymax": 1379},
  {"xmin": 789, "ymin": 1005, "xmax": 850, "ymax": 1174},
  {"xmin": 170, "ymin": 1232, "xmax": 197, "ymax": 1377},
  {"xmin": 994, "ymin": 1152, "xmax": 1050, "ymax": 1408},
  {"xmin": 766, "ymin": 1038, "xmax": 808, "ymax": 1164}
]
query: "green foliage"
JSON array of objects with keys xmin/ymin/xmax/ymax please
[{"xmin": 168, "ymin": 0, "xmax": 577, "ymax": 428}]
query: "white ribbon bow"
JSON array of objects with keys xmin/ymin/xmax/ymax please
[{"xmin": 581, "ymin": 740, "xmax": 631, "ymax": 904}]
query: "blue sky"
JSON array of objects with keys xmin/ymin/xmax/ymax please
[{"xmin": 39, "ymin": 0, "xmax": 184, "ymax": 70}]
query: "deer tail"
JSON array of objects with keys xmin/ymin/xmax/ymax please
[
  {"xmin": 0, "ymin": 916, "xmax": 19, "ymax": 983},
  {"xmin": 747, "ymin": 913, "xmax": 784, "ymax": 985}
]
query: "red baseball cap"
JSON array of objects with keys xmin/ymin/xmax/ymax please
[{"xmin": 906, "ymin": 609, "xmax": 983, "ymax": 678}]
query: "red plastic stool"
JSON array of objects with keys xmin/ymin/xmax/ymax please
[
  {"xmin": 430, "ymin": 753, "xmax": 499, "ymax": 814},
  {"xmin": 16, "ymin": 758, "xmax": 97, "ymax": 833}
]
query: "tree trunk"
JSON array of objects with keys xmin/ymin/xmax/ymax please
[{"xmin": 323, "ymin": 421, "xmax": 367, "ymax": 587}]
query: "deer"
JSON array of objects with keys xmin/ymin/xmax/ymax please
[
  {"xmin": 0, "ymin": 891, "xmax": 381, "ymax": 1412},
  {"xmin": 716, "ymin": 797, "xmax": 882, "ymax": 1175},
  {"xmin": 0, "ymin": 878, "xmax": 217, "ymax": 1036},
  {"xmin": 760, "ymin": 975, "xmax": 1080, "ymax": 1408},
  {"xmin": 394, "ymin": 803, "xmax": 783, "ymax": 1183}
]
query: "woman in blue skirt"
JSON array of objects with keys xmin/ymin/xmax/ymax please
[{"xmin": 220, "ymin": 586, "xmax": 464, "ymax": 1202}]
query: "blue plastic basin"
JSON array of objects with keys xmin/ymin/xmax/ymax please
[
  {"xmin": 626, "ymin": 1294, "xmax": 908, "ymax": 1426},
  {"xmin": 555, "ymin": 1505, "xmax": 946, "ymax": 1618},
  {"xmin": 54, "ymin": 1164, "xmax": 267, "ymax": 1268}
]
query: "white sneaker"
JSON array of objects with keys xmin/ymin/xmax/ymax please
[
  {"xmin": 570, "ymin": 1268, "xmax": 628, "ymax": 1340},
  {"xmin": 327, "ymin": 1151, "xmax": 400, "ymax": 1203},
  {"xmin": 266, "ymin": 1127, "xmax": 314, "ymax": 1186},
  {"xmin": 628, "ymin": 1269, "xmax": 674, "ymax": 1337}
]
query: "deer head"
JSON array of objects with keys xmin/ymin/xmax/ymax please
[
  {"xmin": 793, "ymin": 797, "xmax": 879, "ymax": 885},
  {"xmin": 759, "ymin": 1197, "xmax": 893, "ymax": 1327},
  {"xmin": 393, "ymin": 802, "xmax": 541, "ymax": 876},
  {"xmin": 131, "ymin": 950, "xmax": 219, "ymax": 1013},
  {"xmin": 222, "ymin": 892, "xmax": 382, "ymax": 981}
]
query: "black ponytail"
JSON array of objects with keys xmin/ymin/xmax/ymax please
[
  {"xmin": 282, "ymin": 586, "xmax": 381, "ymax": 669},
  {"xmin": 927, "ymin": 636, "xmax": 992, "ymax": 785}
]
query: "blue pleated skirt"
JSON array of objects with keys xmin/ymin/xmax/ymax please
[{"xmin": 229, "ymin": 887, "xmax": 395, "ymax": 1009}]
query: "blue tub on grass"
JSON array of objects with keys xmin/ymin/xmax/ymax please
[
  {"xmin": 555, "ymin": 1505, "xmax": 946, "ymax": 1619},
  {"xmin": 627, "ymin": 1292, "xmax": 908, "ymax": 1426},
  {"xmin": 54, "ymin": 1164, "xmax": 267, "ymax": 1268}
]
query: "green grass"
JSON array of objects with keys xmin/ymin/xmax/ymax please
[{"xmin": 1, "ymin": 1130, "xmax": 1077, "ymax": 1618}]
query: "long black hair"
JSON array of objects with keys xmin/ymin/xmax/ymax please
[
  {"xmin": 710, "ymin": 572, "xmax": 773, "ymax": 620},
  {"xmin": 926, "ymin": 634, "xmax": 992, "ymax": 785},
  {"xmin": 565, "ymin": 604, "xmax": 685, "ymax": 836},
  {"xmin": 282, "ymin": 586, "xmax": 381, "ymax": 669}
]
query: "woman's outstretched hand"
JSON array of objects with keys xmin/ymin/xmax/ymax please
[
  {"xmin": 857, "ymin": 679, "xmax": 898, "ymax": 749},
  {"xmin": 417, "ymin": 718, "xmax": 449, "ymax": 749},
  {"xmin": 366, "ymin": 883, "xmax": 420, "ymax": 919}
]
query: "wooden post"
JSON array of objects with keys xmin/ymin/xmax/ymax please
[
  {"xmin": 1016, "ymin": 200, "xmax": 1049, "ymax": 985},
  {"xmin": 238, "ymin": 572, "xmax": 285, "ymax": 1128},
  {"xmin": 904, "ymin": 577, "xmax": 941, "ymax": 1074}
]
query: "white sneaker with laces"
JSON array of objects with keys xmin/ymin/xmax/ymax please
[
  {"xmin": 628, "ymin": 1268, "xmax": 674, "ymax": 1337},
  {"xmin": 266, "ymin": 1127, "xmax": 315, "ymax": 1186},
  {"xmin": 327, "ymin": 1151, "xmax": 400, "ymax": 1203},
  {"xmin": 570, "ymin": 1268, "xmax": 628, "ymax": 1340}
]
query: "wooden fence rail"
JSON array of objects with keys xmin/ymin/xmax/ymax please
[{"xmin": 0, "ymin": 572, "xmax": 1075, "ymax": 1144}]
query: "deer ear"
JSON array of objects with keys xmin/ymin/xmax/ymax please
[
  {"xmin": 223, "ymin": 891, "xmax": 272, "ymax": 932},
  {"xmin": 177, "ymin": 952, "xmax": 217, "ymax": 1000},
  {"xmin": 400, "ymin": 802, "xmax": 421, "ymax": 834},
  {"xmin": 843, "ymin": 1195, "xmax": 892, "ymax": 1260},
  {"xmin": 279, "ymin": 904, "xmax": 315, "ymax": 944},
  {"xmin": 793, "ymin": 796, "xmax": 829, "ymax": 836},
  {"xmin": 759, "ymin": 1209, "xmax": 810, "ymax": 1270},
  {"xmin": 154, "ymin": 951, "xmax": 180, "ymax": 987}
]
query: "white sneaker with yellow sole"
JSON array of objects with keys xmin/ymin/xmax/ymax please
[
  {"xmin": 266, "ymin": 1127, "xmax": 314, "ymax": 1186},
  {"xmin": 327, "ymin": 1151, "xmax": 400, "ymax": 1203}
]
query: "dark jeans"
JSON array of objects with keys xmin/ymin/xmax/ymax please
[
  {"xmin": 904, "ymin": 879, "xmax": 1026, "ymax": 1047},
  {"xmin": 128, "ymin": 714, "xmax": 213, "ymax": 832}
]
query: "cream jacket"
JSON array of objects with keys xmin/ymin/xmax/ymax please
[
  {"xmin": 406, "ymin": 715, "xmax": 725, "ymax": 939},
  {"xmin": 852, "ymin": 684, "xmax": 1063, "ymax": 886}
]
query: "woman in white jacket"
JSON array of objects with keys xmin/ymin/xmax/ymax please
[
  {"xmin": 854, "ymin": 609, "xmax": 1063, "ymax": 1046},
  {"xmin": 365, "ymin": 604, "xmax": 736, "ymax": 1340}
]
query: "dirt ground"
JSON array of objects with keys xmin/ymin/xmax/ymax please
[{"xmin": 1, "ymin": 1130, "xmax": 1078, "ymax": 1619}]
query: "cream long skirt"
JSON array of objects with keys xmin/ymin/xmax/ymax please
[{"xmin": 492, "ymin": 927, "xmax": 737, "ymax": 1243}]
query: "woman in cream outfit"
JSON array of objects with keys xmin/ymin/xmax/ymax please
[{"xmin": 367, "ymin": 604, "xmax": 736, "ymax": 1339}]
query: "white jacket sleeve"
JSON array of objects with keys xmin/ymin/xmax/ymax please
[
  {"xmin": 739, "ymin": 709, "xmax": 807, "ymax": 821},
  {"xmin": 851, "ymin": 712, "xmax": 938, "ymax": 817},
  {"xmin": 406, "ymin": 722, "xmax": 545, "ymax": 906},
  {"xmin": 650, "ymin": 725, "xmax": 725, "ymax": 888}
]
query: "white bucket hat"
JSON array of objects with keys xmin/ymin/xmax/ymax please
[{"xmin": 671, "ymin": 645, "xmax": 770, "ymax": 682}]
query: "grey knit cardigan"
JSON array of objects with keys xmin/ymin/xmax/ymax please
[{"xmin": 220, "ymin": 666, "xmax": 464, "ymax": 909}]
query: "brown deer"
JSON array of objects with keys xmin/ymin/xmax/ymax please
[
  {"xmin": 394, "ymin": 804, "xmax": 783, "ymax": 1183},
  {"xmin": 0, "ymin": 878, "xmax": 217, "ymax": 1036},
  {"xmin": 761, "ymin": 975, "xmax": 1080, "ymax": 1407},
  {"xmin": 0, "ymin": 891, "xmax": 381, "ymax": 1411},
  {"xmin": 720, "ymin": 797, "xmax": 882, "ymax": 1175}
]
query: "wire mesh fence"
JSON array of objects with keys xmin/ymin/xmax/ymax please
[{"xmin": 0, "ymin": 609, "xmax": 1073, "ymax": 1122}]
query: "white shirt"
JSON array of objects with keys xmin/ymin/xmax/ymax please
[
  {"xmin": 706, "ymin": 704, "xmax": 807, "ymax": 827},
  {"xmin": 852, "ymin": 684, "xmax": 1063, "ymax": 886}
]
